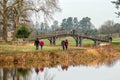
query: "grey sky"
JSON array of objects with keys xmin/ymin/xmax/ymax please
[{"xmin": 54, "ymin": 0, "xmax": 120, "ymax": 28}]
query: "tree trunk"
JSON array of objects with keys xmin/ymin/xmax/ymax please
[
  {"xmin": 12, "ymin": 12, "xmax": 20, "ymax": 41},
  {"xmin": 2, "ymin": 23, "xmax": 7, "ymax": 42},
  {"xmin": 12, "ymin": 23, "xmax": 17, "ymax": 41},
  {"xmin": 2, "ymin": 0, "xmax": 8, "ymax": 42}
]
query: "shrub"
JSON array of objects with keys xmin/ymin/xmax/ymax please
[{"xmin": 15, "ymin": 24, "xmax": 31, "ymax": 40}]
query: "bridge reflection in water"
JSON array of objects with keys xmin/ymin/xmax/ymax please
[{"xmin": 0, "ymin": 56, "xmax": 119, "ymax": 80}]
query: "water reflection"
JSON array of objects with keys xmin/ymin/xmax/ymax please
[
  {"xmin": 61, "ymin": 65, "xmax": 68, "ymax": 71},
  {"xmin": 0, "ymin": 58, "xmax": 120, "ymax": 80},
  {"xmin": 35, "ymin": 67, "xmax": 44, "ymax": 74},
  {"xmin": 0, "ymin": 68, "xmax": 31, "ymax": 80}
]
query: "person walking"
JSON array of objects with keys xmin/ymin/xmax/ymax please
[
  {"xmin": 65, "ymin": 39, "xmax": 68, "ymax": 50},
  {"xmin": 61, "ymin": 40, "xmax": 65, "ymax": 50},
  {"xmin": 34, "ymin": 38, "xmax": 39, "ymax": 50},
  {"xmin": 39, "ymin": 40, "xmax": 44, "ymax": 50}
]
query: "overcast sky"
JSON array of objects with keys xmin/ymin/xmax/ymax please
[{"xmin": 53, "ymin": 0, "xmax": 120, "ymax": 28}]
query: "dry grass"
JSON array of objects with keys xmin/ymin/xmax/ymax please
[{"xmin": 0, "ymin": 44, "xmax": 120, "ymax": 68}]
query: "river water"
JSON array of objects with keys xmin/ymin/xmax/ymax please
[{"xmin": 0, "ymin": 59, "xmax": 120, "ymax": 80}]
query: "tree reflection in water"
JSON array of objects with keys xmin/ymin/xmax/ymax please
[
  {"xmin": 0, "ymin": 57, "xmax": 120, "ymax": 80},
  {"xmin": 0, "ymin": 69, "xmax": 2, "ymax": 80},
  {"xmin": 0, "ymin": 67, "xmax": 55, "ymax": 80},
  {"xmin": 0, "ymin": 68, "xmax": 31, "ymax": 80}
]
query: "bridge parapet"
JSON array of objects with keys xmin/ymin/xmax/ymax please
[
  {"xmin": 38, "ymin": 30, "xmax": 75, "ymax": 38},
  {"xmin": 36, "ymin": 31, "xmax": 110, "ymax": 42}
]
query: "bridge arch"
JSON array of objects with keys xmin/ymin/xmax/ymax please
[
  {"xmin": 55, "ymin": 36, "xmax": 76, "ymax": 46},
  {"xmin": 36, "ymin": 30, "xmax": 110, "ymax": 46},
  {"xmin": 46, "ymin": 35, "xmax": 94, "ymax": 46},
  {"xmin": 46, "ymin": 35, "xmax": 108, "ymax": 46}
]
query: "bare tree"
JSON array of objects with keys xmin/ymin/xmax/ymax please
[
  {"xmin": 0, "ymin": 0, "xmax": 24, "ymax": 41},
  {"xmin": 0, "ymin": 0, "xmax": 61, "ymax": 41},
  {"xmin": 98, "ymin": 20, "xmax": 115, "ymax": 36},
  {"xmin": 112, "ymin": 0, "xmax": 120, "ymax": 17}
]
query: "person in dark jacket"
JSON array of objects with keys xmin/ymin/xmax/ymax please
[
  {"xmin": 61, "ymin": 40, "xmax": 65, "ymax": 50},
  {"xmin": 34, "ymin": 38, "xmax": 39, "ymax": 50},
  {"xmin": 109, "ymin": 36, "xmax": 112, "ymax": 42}
]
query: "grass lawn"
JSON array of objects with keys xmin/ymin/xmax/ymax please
[
  {"xmin": 0, "ymin": 45, "xmax": 61, "ymax": 52},
  {"xmin": 112, "ymin": 38, "xmax": 120, "ymax": 45},
  {"xmin": 50, "ymin": 37, "xmax": 94, "ymax": 46},
  {"xmin": 0, "ymin": 37, "xmax": 120, "ymax": 54}
]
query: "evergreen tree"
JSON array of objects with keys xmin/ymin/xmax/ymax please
[
  {"xmin": 61, "ymin": 18, "xmax": 67, "ymax": 29},
  {"xmin": 66, "ymin": 17, "xmax": 73, "ymax": 30},
  {"xmin": 15, "ymin": 24, "xmax": 31, "ymax": 40},
  {"xmin": 78, "ymin": 17, "xmax": 96, "ymax": 34},
  {"xmin": 73, "ymin": 17, "xmax": 79, "ymax": 29}
]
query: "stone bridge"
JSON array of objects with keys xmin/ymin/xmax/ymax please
[{"xmin": 32, "ymin": 30, "xmax": 112, "ymax": 47}]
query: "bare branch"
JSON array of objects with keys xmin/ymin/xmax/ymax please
[
  {"xmin": 23, "ymin": 8, "xmax": 38, "ymax": 12},
  {"xmin": 0, "ymin": 1, "xmax": 3, "ymax": 7},
  {"xmin": 0, "ymin": 11, "xmax": 3, "ymax": 16},
  {"xmin": 5, "ymin": 0, "xmax": 23, "ymax": 13}
]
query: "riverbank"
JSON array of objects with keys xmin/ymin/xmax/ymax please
[{"xmin": 0, "ymin": 43, "xmax": 120, "ymax": 68}]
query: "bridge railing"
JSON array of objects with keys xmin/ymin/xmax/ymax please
[{"xmin": 38, "ymin": 30, "xmax": 71, "ymax": 38}]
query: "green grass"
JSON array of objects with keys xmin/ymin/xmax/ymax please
[
  {"xmin": 0, "ymin": 45, "xmax": 34, "ymax": 51},
  {"xmin": 0, "ymin": 45, "xmax": 61, "ymax": 52},
  {"xmin": 0, "ymin": 37, "xmax": 120, "ymax": 53},
  {"xmin": 51, "ymin": 37, "xmax": 94, "ymax": 46},
  {"xmin": 0, "ymin": 37, "xmax": 94, "ymax": 54},
  {"xmin": 112, "ymin": 38, "xmax": 120, "ymax": 45}
]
